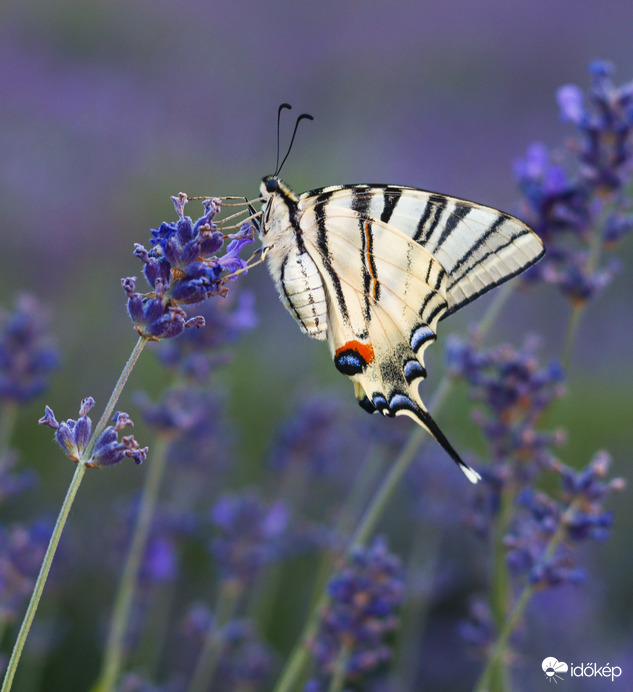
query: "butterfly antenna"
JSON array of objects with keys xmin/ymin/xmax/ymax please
[
  {"xmin": 275, "ymin": 103, "xmax": 293, "ymax": 175},
  {"xmin": 276, "ymin": 111, "xmax": 314, "ymax": 176}
]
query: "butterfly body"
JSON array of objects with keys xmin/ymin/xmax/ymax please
[
  {"xmin": 258, "ymin": 177, "xmax": 329, "ymax": 339},
  {"xmin": 258, "ymin": 175, "xmax": 545, "ymax": 483}
]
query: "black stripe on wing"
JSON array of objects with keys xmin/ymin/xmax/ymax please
[
  {"xmin": 314, "ymin": 191, "xmax": 350, "ymax": 324},
  {"xmin": 442, "ymin": 242, "xmax": 545, "ymax": 318}
]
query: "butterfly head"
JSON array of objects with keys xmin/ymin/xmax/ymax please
[
  {"xmin": 260, "ymin": 175, "xmax": 298, "ymax": 200},
  {"xmin": 258, "ymin": 175, "xmax": 300, "ymax": 240}
]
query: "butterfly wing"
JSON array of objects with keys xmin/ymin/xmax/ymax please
[
  {"xmin": 300, "ymin": 184, "xmax": 545, "ymax": 316},
  {"xmin": 296, "ymin": 184, "xmax": 544, "ymax": 482}
]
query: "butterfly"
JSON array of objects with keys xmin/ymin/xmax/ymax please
[{"xmin": 253, "ymin": 109, "xmax": 545, "ymax": 483}]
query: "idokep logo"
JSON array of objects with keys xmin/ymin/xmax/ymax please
[
  {"xmin": 542, "ymin": 657, "xmax": 568, "ymax": 683},
  {"xmin": 541, "ymin": 656, "xmax": 623, "ymax": 683}
]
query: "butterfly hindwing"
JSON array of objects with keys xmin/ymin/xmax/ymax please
[{"xmin": 295, "ymin": 187, "xmax": 482, "ymax": 481}]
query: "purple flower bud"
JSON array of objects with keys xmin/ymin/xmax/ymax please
[
  {"xmin": 39, "ymin": 399, "xmax": 94, "ymax": 462},
  {"xmin": 89, "ymin": 415, "xmax": 148, "ymax": 467}
]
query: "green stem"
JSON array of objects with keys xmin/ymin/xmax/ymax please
[
  {"xmin": 1, "ymin": 336, "xmax": 148, "ymax": 692},
  {"xmin": 487, "ymin": 483, "xmax": 516, "ymax": 692},
  {"xmin": 86, "ymin": 336, "xmax": 148, "ymax": 458},
  {"xmin": 474, "ymin": 281, "xmax": 515, "ymax": 341},
  {"xmin": 272, "ymin": 382, "xmax": 446, "ymax": 692},
  {"xmin": 187, "ymin": 585, "xmax": 241, "ymax": 692},
  {"xmin": 327, "ymin": 641, "xmax": 352, "ymax": 692},
  {"xmin": 561, "ymin": 198, "xmax": 610, "ymax": 370},
  {"xmin": 336, "ymin": 449, "xmax": 386, "ymax": 538},
  {"xmin": 473, "ymin": 499, "xmax": 582, "ymax": 692},
  {"xmin": 395, "ymin": 529, "xmax": 440, "ymax": 690},
  {"xmin": 561, "ymin": 304, "xmax": 585, "ymax": 371},
  {"xmin": 93, "ymin": 435, "xmax": 170, "ymax": 692},
  {"xmin": 1, "ymin": 462, "xmax": 87, "ymax": 692}
]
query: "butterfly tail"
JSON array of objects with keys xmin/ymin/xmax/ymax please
[
  {"xmin": 413, "ymin": 406, "xmax": 481, "ymax": 484},
  {"xmin": 352, "ymin": 381, "xmax": 480, "ymax": 483}
]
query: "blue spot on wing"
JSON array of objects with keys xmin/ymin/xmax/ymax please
[
  {"xmin": 371, "ymin": 393, "xmax": 389, "ymax": 415},
  {"xmin": 388, "ymin": 393, "xmax": 417, "ymax": 414},
  {"xmin": 404, "ymin": 359, "xmax": 427, "ymax": 383},
  {"xmin": 410, "ymin": 325, "xmax": 436, "ymax": 353},
  {"xmin": 335, "ymin": 350, "xmax": 366, "ymax": 376}
]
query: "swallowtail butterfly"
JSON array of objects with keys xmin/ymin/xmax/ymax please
[{"xmin": 254, "ymin": 108, "xmax": 545, "ymax": 483}]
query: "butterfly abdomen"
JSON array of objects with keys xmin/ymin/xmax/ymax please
[{"xmin": 278, "ymin": 250, "xmax": 328, "ymax": 339}]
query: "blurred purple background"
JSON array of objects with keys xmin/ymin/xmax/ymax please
[{"xmin": 1, "ymin": 1, "xmax": 632, "ymax": 688}]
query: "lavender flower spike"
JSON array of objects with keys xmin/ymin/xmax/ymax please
[
  {"xmin": 123, "ymin": 196, "xmax": 254, "ymax": 340},
  {"xmin": 39, "ymin": 399, "xmax": 147, "ymax": 467},
  {"xmin": 308, "ymin": 537, "xmax": 404, "ymax": 688}
]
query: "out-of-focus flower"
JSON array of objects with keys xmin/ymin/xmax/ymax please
[
  {"xmin": 0, "ymin": 521, "xmax": 51, "ymax": 625},
  {"xmin": 458, "ymin": 599, "xmax": 496, "ymax": 657},
  {"xmin": 134, "ymin": 387, "xmax": 218, "ymax": 440},
  {"xmin": 124, "ymin": 195, "xmax": 254, "ymax": 341},
  {"xmin": 110, "ymin": 505, "xmax": 196, "ymax": 586},
  {"xmin": 446, "ymin": 335, "xmax": 565, "ymax": 506},
  {"xmin": 557, "ymin": 60, "xmax": 633, "ymax": 193},
  {"xmin": 209, "ymin": 491, "xmax": 290, "ymax": 588},
  {"xmin": 0, "ymin": 294, "xmax": 59, "ymax": 404},
  {"xmin": 39, "ymin": 397, "xmax": 147, "ymax": 467},
  {"xmin": 505, "ymin": 451, "xmax": 625, "ymax": 588},
  {"xmin": 515, "ymin": 61, "xmax": 633, "ymax": 305},
  {"xmin": 308, "ymin": 537, "xmax": 404, "ymax": 687},
  {"xmin": 155, "ymin": 290, "xmax": 257, "ymax": 381},
  {"xmin": 0, "ymin": 452, "xmax": 37, "ymax": 502},
  {"xmin": 269, "ymin": 395, "xmax": 373, "ymax": 480},
  {"xmin": 181, "ymin": 605, "xmax": 272, "ymax": 688}
]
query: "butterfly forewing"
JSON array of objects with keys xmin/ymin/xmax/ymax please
[{"xmin": 299, "ymin": 184, "xmax": 544, "ymax": 316}]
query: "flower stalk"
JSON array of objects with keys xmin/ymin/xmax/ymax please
[
  {"xmin": 92, "ymin": 434, "xmax": 169, "ymax": 692},
  {"xmin": 2, "ymin": 336, "xmax": 149, "ymax": 692}
]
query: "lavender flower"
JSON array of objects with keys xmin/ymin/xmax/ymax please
[
  {"xmin": 123, "ymin": 277, "xmax": 203, "ymax": 341},
  {"xmin": 308, "ymin": 538, "xmax": 404, "ymax": 687},
  {"xmin": 515, "ymin": 61, "xmax": 633, "ymax": 304},
  {"xmin": 110, "ymin": 505, "xmax": 196, "ymax": 586},
  {"xmin": 0, "ymin": 452, "xmax": 37, "ymax": 502},
  {"xmin": 182, "ymin": 605, "xmax": 272, "ymax": 688},
  {"xmin": 124, "ymin": 195, "xmax": 254, "ymax": 340},
  {"xmin": 458, "ymin": 599, "xmax": 496, "ymax": 657},
  {"xmin": 269, "ymin": 394, "xmax": 374, "ymax": 480},
  {"xmin": 133, "ymin": 385, "xmax": 232, "ymax": 502},
  {"xmin": 39, "ymin": 397, "xmax": 147, "ymax": 467},
  {"xmin": 505, "ymin": 451, "xmax": 625, "ymax": 588},
  {"xmin": 133, "ymin": 387, "xmax": 219, "ymax": 440},
  {"xmin": 445, "ymin": 335, "xmax": 565, "ymax": 500},
  {"xmin": 0, "ymin": 521, "xmax": 51, "ymax": 625},
  {"xmin": 209, "ymin": 491, "xmax": 289, "ymax": 588},
  {"xmin": 557, "ymin": 60, "xmax": 633, "ymax": 193},
  {"xmin": 0, "ymin": 294, "xmax": 59, "ymax": 404}
]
